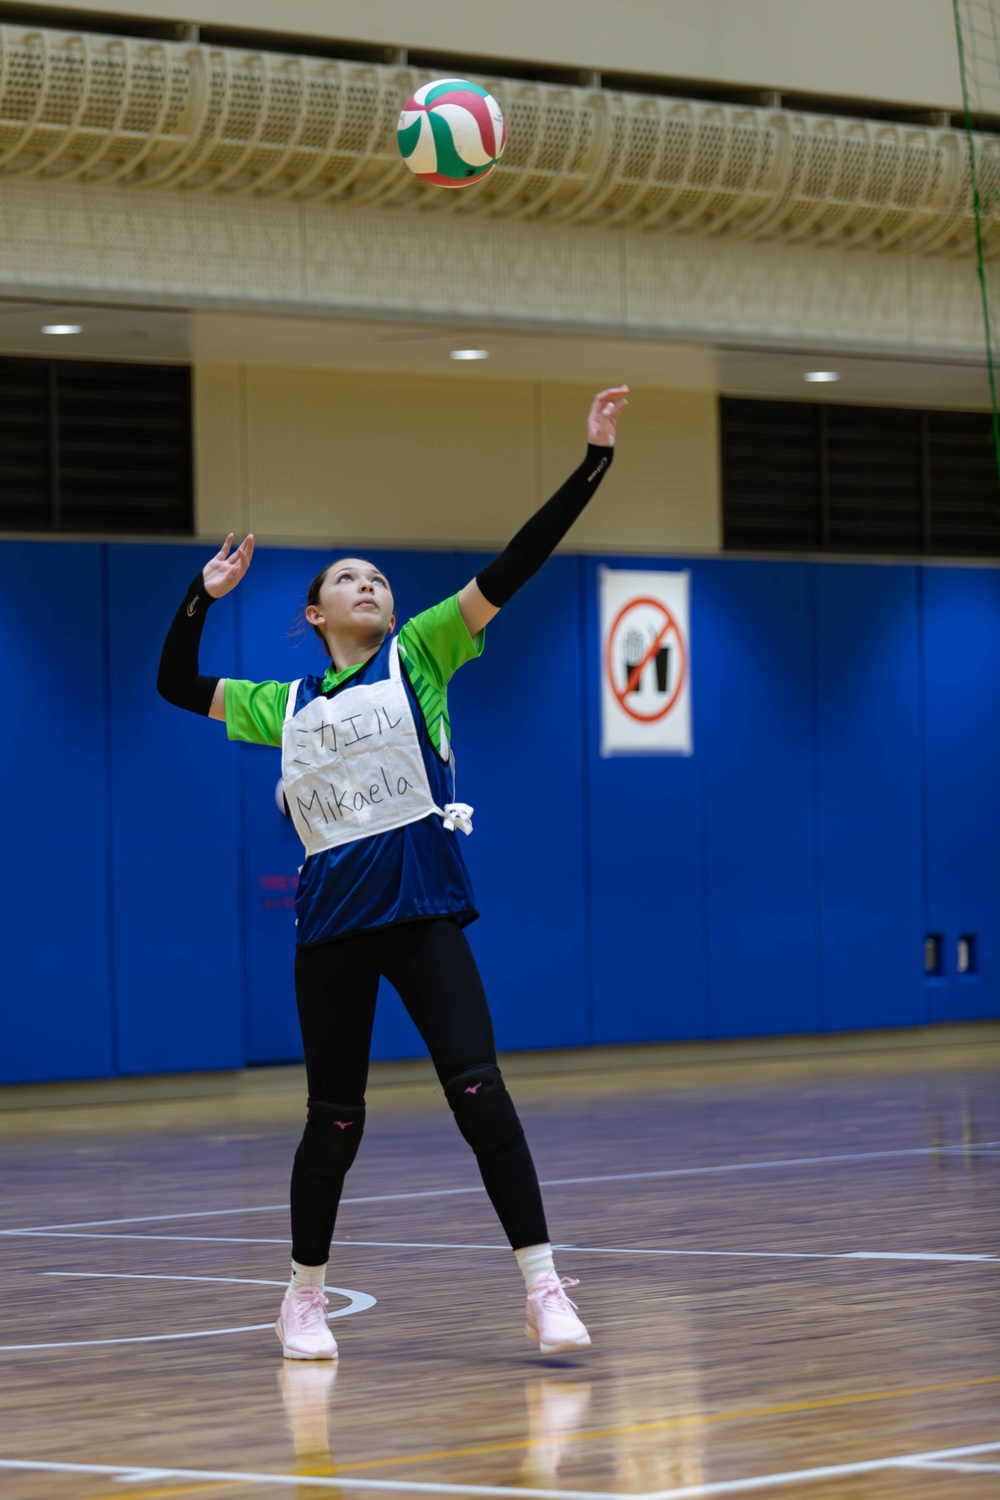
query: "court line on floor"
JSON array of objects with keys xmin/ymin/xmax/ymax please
[
  {"xmin": 4, "ymin": 1140, "xmax": 997, "ymax": 1236},
  {"xmin": 904, "ymin": 1459, "xmax": 1000, "ymax": 1473},
  {"xmin": 2, "ymin": 1441, "xmax": 1000, "ymax": 1499},
  {"xmin": 5, "ymin": 1228, "xmax": 995, "ymax": 1265},
  {"xmin": 0, "ymin": 1458, "xmax": 609, "ymax": 1499},
  {"xmin": 327, "ymin": 1374, "xmax": 1000, "ymax": 1472},
  {"xmin": 6, "ymin": 1375, "xmax": 999, "ymax": 1500},
  {"xmin": 341, "ymin": 1239, "xmax": 997, "ymax": 1265},
  {"xmin": 562, "ymin": 1244, "xmax": 998, "ymax": 1263},
  {"xmin": 0, "ymin": 1280, "xmax": 375, "ymax": 1352},
  {"xmin": 638, "ymin": 1443, "xmax": 1000, "ymax": 1497},
  {"xmin": 44, "ymin": 1272, "xmax": 288, "ymax": 1286},
  {"xmin": 10, "ymin": 1230, "xmax": 291, "ymax": 1245},
  {"xmin": 10, "ymin": 1382, "xmax": 1000, "ymax": 1500},
  {"xmin": 0, "ymin": 1190, "xmax": 481, "ymax": 1234}
]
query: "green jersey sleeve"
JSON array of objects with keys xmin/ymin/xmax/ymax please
[
  {"xmin": 223, "ymin": 597, "xmax": 480, "ymax": 753},
  {"xmin": 398, "ymin": 594, "xmax": 485, "ymax": 756},
  {"xmin": 224, "ymin": 679, "xmax": 290, "ymax": 747}
]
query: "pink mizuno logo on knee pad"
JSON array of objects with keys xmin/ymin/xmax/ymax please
[
  {"xmin": 334, "ymin": 1121, "xmax": 354, "ymax": 1129},
  {"xmin": 464, "ymin": 1083, "xmax": 482, "ymax": 1095}
]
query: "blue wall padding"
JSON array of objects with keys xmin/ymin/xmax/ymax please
[
  {"xmin": 452, "ymin": 554, "xmax": 591, "ymax": 1051},
  {"xmin": 105, "ymin": 545, "xmax": 245, "ymax": 1074},
  {"xmin": 922, "ymin": 567, "xmax": 1000, "ymax": 1021},
  {"xmin": 0, "ymin": 544, "xmax": 115, "ymax": 1083},
  {"xmin": 582, "ymin": 557, "xmax": 709, "ymax": 1043},
  {"xmin": 1, "ymin": 540, "xmax": 998, "ymax": 1085},
  {"xmin": 697, "ymin": 561, "xmax": 821, "ymax": 1038},
  {"xmin": 815, "ymin": 565, "xmax": 925, "ymax": 1030}
]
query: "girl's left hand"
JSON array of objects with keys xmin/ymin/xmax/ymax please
[{"xmin": 587, "ymin": 386, "xmax": 630, "ymax": 446}]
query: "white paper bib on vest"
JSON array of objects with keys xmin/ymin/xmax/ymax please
[{"xmin": 281, "ymin": 638, "xmax": 472, "ymax": 856}]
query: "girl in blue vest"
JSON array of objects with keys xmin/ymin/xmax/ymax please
[{"xmin": 159, "ymin": 386, "xmax": 627, "ymax": 1358}]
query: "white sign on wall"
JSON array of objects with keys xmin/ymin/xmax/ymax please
[{"xmin": 599, "ymin": 567, "xmax": 692, "ymax": 757}]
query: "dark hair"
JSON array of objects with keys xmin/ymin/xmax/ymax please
[
  {"xmin": 304, "ymin": 557, "xmax": 390, "ymax": 656},
  {"xmin": 305, "ymin": 563, "xmax": 333, "ymax": 653}
]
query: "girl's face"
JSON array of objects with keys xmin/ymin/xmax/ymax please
[{"xmin": 306, "ymin": 558, "xmax": 395, "ymax": 644}]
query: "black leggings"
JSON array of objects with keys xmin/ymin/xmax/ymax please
[{"xmin": 291, "ymin": 917, "xmax": 549, "ymax": 1265}]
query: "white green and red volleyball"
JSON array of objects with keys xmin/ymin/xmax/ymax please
[{"xmin": 396, "ymin": 78, "xmax": 506, "ymax": 187}]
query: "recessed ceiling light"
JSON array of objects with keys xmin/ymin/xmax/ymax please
[
  {"xmin": 450, "ymin": 349, "xmax": 489, "ymax": 360},
  {"xmin": 804, "ymin": 370, "xmax": 839, "ymax": 382},
  {"xmin": 42, "ymin": 324, "xmax": 82, "ymax": 335}
]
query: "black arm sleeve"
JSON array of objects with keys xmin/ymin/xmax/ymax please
[
  {"xmin": 156, "ymin": 572, "xmax": 222, "ymax": 717},
  {"xmin": 475, "ymin": 443, "xmax": 614, "ymax": 608}
]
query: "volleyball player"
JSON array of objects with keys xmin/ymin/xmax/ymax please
[{"xmin": 157, "ymin": 386, "xmax": 628, "ymax": 1358}]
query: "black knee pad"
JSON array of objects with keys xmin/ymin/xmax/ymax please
[
  {"xmin": 444, "ymin": 1064, "xmax": 524, "ymax": 1157},
  {"xmin": 295, "ymin": 1099, "xmax": 365, "ymax": 1179}
]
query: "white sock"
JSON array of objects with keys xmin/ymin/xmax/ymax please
[
  {"xmin": 515, "ymin": 1243, "xmax": 557, "ymax": 1292},
  {"xmin": 289, "ymin": 1259, "xmax": 327, "ymax": 1295}
]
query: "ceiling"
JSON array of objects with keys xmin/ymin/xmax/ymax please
[{"xmin": 0, "ymin": 298, "xmax": 991, "ymax": 410}]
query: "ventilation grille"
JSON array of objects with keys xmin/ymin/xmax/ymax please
[
  {"xmin": 0, "ymin": 358, "xmax": 192, "ymax": 535},
  {"xmin": 826, "ymin": 406, "xmax": 924, "ymax": 554},
  {"xmin": 0, "ymin": 358, "xmax": 49, "ymax": 529},
  {"xmin": 926, "ymin": 410, "xmax": 1000, "ymax": 553},
  {"xmin": 722, "ymin": 398, "xmax": 1000, "ymax": 557},
  {"xmin": 721, "ymin": 401, "xmax": 822, "ymax": 551},
  {"xmin": 0, "ymin": 23, "xmax": 996, "ymax": 255}
]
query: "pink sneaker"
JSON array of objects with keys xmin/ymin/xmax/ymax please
[
  {"xmin": 524, "ymin": 1274, "xmax": 591, "ymax": 1354},
  {"xmin": 275, "ymin": 1286, "xmax": 339, "ymax": 1361}
]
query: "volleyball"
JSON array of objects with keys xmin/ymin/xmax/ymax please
[{"xmin": 396, "ymin": 79, "xmax": 506, "ymax": 187}]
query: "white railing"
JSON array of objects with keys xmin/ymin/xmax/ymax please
[{"xmin": 0, "ymin": 24, "xmax": 997, "ymax": 256}]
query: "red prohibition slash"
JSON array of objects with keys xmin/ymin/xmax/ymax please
[{"xmin": 606, "ymin": 596, "xmax": 687, "ymax": 724}]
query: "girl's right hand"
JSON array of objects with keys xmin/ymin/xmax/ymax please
[
  {"xmin": 202, "ymin": 533, "xmax": 254, "ymax": 599},
  {"xmin": 587, "ymin": 386, "xmax": 629, "ymax": 446}
]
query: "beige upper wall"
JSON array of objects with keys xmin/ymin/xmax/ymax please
[
  {"xmin": 194, "ymin": 367, "xmax": 720, "ymax": 555},
  {"xmin": 1, "ymin": 179, "xmax": 986, "ymax": 363},
  {"xmin": 21, "ymin": 1, "xmax": 965, "ymax": 110}
]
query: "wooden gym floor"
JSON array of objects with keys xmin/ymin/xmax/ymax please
[{"xmin": 1, "ymin": 1027, "xmax": 998, "ymax": 1500}]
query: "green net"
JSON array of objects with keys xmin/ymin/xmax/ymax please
[{"xmin": 953, "ymin": 0, "xmax": 1000, "ymax": 480}]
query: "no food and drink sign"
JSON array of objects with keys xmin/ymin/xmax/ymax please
[{"xmin": 599, "ymin": 568, "xmax": 692, "ymax": 756}]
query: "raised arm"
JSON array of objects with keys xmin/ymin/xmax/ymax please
[
  {"xmin": 457, "ymin": 387, "xmax": 628, "ymax": 637},
  {"xmin": 157, "ymin": 533, "xmax": 254, "ymax": 722}
]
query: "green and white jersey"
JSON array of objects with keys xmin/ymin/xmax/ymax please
[{"xmin": 224, "ymin": 593, "xmax": 485, "ymax": 755}]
